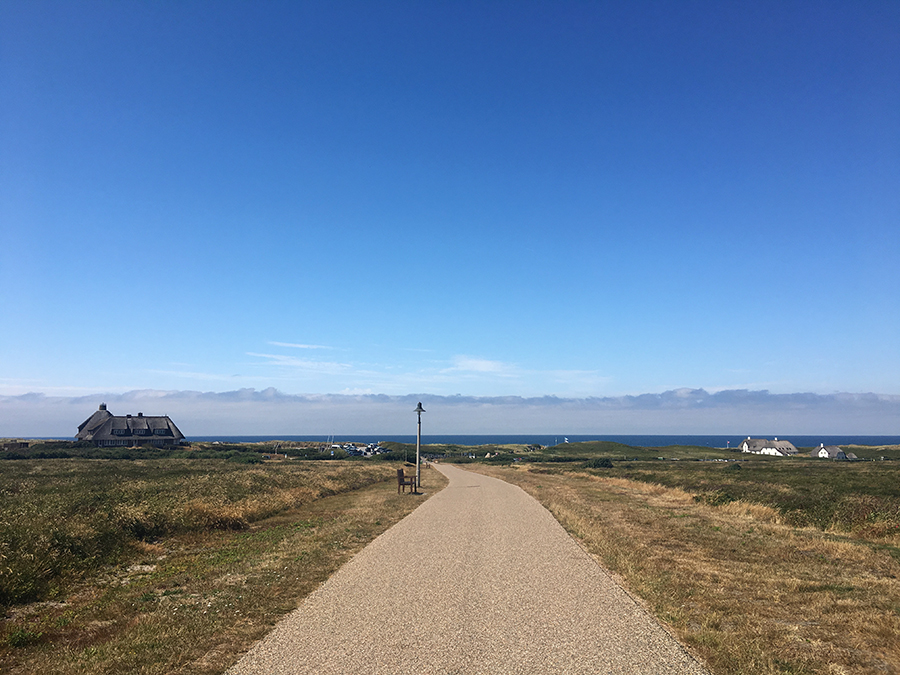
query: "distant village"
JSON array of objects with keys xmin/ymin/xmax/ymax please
[
  {"xmin": 0, "ymin": 404, "xmax": 879, "ymax": 461},
  {"xmin": 736, "ymin": 437, "xmax": 858, "ymax": 460}
]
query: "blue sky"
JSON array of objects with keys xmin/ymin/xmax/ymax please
[{"xmin": 1, "ymin": 1, "xmax": 899, "ymax": 434}]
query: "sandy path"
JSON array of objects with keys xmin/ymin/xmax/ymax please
[{"xmin": 227, "ymin": 464, "xmax": 708, "ymax": 674}]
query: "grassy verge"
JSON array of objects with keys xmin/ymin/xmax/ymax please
[
  {"xmin": 613, "ymin": 459, "xmax": 900, "ymax": 534},
  {"xmin": 467, "ymin": 462, "xmax": 900, "ymax": 674},
  {"xmin": 0, "ymin": 459, "xmax": 399, "ymax": 605},
  {"xmin": 0, "ymin": 461, "xmax": 446, "ymax": 674}
]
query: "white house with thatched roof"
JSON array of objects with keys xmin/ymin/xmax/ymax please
[
  {"xmin": 810, "ymin": 444, "xmax": 856, "ymax": 460},
  {"xmin": 738, "ymin": 437, "xmax": 798, "ymax": 456},
  {"xmin": 76, "ymin": 403, "xmax": 185, "ymax": 447}
]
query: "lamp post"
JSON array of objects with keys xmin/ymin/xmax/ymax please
[{"xmin": 414, "ymin": 402, "xmax": 425, "ymax": 490}]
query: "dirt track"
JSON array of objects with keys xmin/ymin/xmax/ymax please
[{"xmin": 227, "ymin": 464, "xmax": 708, "ymax": 674}]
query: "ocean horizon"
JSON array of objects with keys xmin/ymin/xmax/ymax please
[{"xmin": 185, "ymin": 434, "xmax": 900, "ymax": 448}]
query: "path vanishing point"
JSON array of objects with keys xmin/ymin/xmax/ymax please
[{"xmin": 228, "ymin": 464, "xmax": 709, "ymax": 674}]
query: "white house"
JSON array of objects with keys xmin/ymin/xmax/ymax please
[
  {"xmin": 739, "ymin": 437, "xmax": 798, "ymax": 456},
  {"xmin": 810, "ymin": 443, "xmax": 856, "ymax": 460}
]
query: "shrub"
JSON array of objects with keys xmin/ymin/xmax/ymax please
[
  {"xmin": 226, "ymin": 452, "xmax": 264, "ymax": 464},
  {"xmin": 6, "ymin": 628, "xmax": 43, "ymax": 648},
  {"xmin": 370, "ymin": 450, "xmax": 408, "ymax": 462},
  {"xmin": 584, "ymin": 457, "xmax": 614, "ymax": 469}
]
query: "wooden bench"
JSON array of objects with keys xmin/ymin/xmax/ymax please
[{"xmin": 397, "ymin": 468, "xmax": 416, "ymax": 493}]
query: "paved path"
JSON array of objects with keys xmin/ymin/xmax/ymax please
[{"xmin": 228, "ymin": 464, "xmax": 708, "ymax": 674}]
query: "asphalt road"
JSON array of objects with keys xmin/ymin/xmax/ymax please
[{"xmin": 227, "ymin": 464, "xmax": 709, "ymax": 674}]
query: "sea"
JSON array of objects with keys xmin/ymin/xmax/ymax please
[{"xmin": 187, "ymin": 435, "xmax": 900, "ymax": 448}]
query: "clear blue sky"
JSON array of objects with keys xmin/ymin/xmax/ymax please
[{"xmin": 2, "ymin": 0, "xmax": 899, "ymax": 409}]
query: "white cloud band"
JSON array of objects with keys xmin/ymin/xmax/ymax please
[{"xmin": 2, "ymin": 388, "xmax": 898, "ymax": 437}]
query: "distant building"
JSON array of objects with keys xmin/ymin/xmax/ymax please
[
  {"xmin": 738, "ymin": 437, "xmax": 798, "ymax": 456},
  {"xmin": 76, "ymin": 403, "xmax": 185, "ymax": 447},
  {"xmin": 811, "ymin": 443, "xmax": 856, "ymax": 460},
  {"xmin": 0, "ymin": 440, "xmax": 29, "ymax": 452}
]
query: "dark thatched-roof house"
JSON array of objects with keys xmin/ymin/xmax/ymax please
[{"xmin": 76, "ymin": 403, "xmax": 185, "ymax": 447}]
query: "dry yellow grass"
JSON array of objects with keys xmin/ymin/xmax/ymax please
[
  {"xmin": 0, "ymin": 463, "xmax": 447, "ymax": 674},
  {"xmin": 470, "ymin": 463, "xmax": 900, "ymax": 675}
]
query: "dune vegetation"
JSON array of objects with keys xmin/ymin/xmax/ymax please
[
  {"xmin": 0, "ymin": 457, "xmax": 445, "ymax": 674},
  {"xmin": 3, "ymin": 440, "xmax": 899, "ymax": 674},
  {"xmin": 469, "ymin": 455, "xmax": 900, "ymax": 674}
]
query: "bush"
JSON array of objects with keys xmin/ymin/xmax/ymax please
[
  {"xmin": 6, "ymin": 628, "xmax": 43, "ymax": 648},
  {"xmin": 370, "ymin": 451, "xmax": 408, "ymax": 462},
  {"xmin": 584, "ymin": 457, "xmax": 614, "ymax": 469},
  {"xmin": 226, "ymin": 452, "xmax": 264, "ymax": 464}
]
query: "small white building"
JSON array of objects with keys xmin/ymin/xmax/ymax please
[
  {"xmin": 739, "ymin": 437, "xmax": 798, "ymax": 456},
  {"xmin": 810, "ymin": 444, "xmax": 856, "ymax": 460}
]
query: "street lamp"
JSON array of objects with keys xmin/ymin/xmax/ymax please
[{"xmin": 414, "ymin": 402, "xmax": 425, "ymax": 489}]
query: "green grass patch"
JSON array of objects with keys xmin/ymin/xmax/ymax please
[
  {"xmin": 610, "ymin": 459, "xmax": 900, "ymax": 532},
  {"xmin": 0, "ymin": 459, "xmax": 399, "ymax": 606},
  {"xmin": 0, "ymin": 463, "xmax": 447, "ymax": 674}
]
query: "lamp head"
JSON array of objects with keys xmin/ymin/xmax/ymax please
[{"xmin": 414, "ymin": 402, "xmax": 425, "ymax": 414}]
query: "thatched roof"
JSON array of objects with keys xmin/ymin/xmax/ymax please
[
  {"xmin": 76, "ymin": 404, "xmax": 184, "ymax": 444},
  {"xmin": 740, "ymin": 437, "xmax": 799, "ymax": 455},
  {"xmin": 811, "ymin": 444, "xmax": 847, "ymax": 459}
]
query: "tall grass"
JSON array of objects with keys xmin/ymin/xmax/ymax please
[
  {"xmin": 470, "ymin": 462, "xmax": 900, "ymax": 674},
  {"xmin": 0, "ymin": 459, "xmax": 396, "ymax": 606},
  {"xmin": 1, "ymin": 464, "xmax": 445, "ymax": 674},
  {"xmin": 612, "ymin": 460, "xmax": 900, "ymax": 534}
]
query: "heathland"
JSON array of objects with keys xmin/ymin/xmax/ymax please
[
  {"xmin": 1, "ymin": 440, "xmax": 899, "ymax": 674},
  {"xmin": 0, "ymin": 448, "xmax": 445, "ymax": 674},
  {"xmin": 460, "ymin": 441, "xmax": 900, "ymax": 674}
]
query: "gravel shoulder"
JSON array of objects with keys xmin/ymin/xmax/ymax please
[{"xmin": 227, "ymin": 463, "xmax": 709, "ymax": 674}]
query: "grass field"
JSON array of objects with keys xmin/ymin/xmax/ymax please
[
  {"xmin": 0, "ymin": 459, "xmax": 447, "ymax": 674},
  {"xmin": 4, "ymin": 444, "xmax": 899, "ymax": 674},
  {"xmin": 614, "ymin": 458, "xmax": 900, "ymax": 534},
  {"xmin": 467, "ymin": 457, "xmax": 900, "ymax": 674}
]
